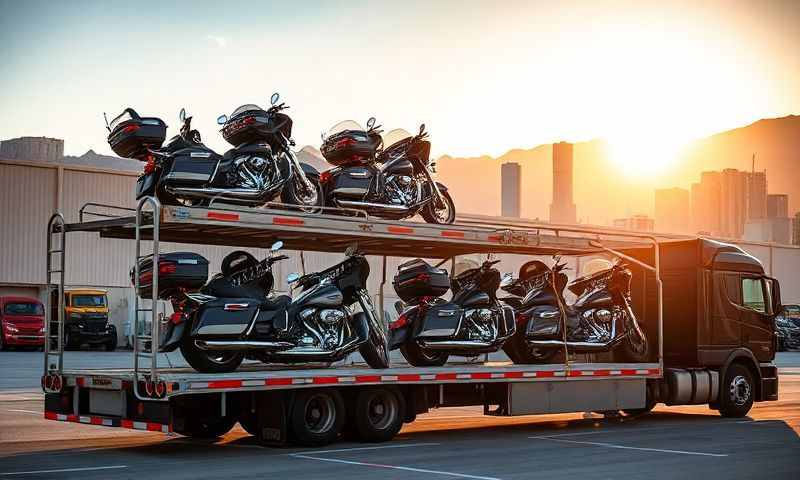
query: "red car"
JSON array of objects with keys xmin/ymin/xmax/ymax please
[{"xmin": 0, "ymin": 296, "xmax": 45, "ymax": 349}]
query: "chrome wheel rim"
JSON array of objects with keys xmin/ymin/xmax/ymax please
[
  {"xmin": 367, "ymin": 393, "xmax": 399, "ymax": 430},
  {"xmin": 729, "ymin": 375, "xmax": 751, "ymax": 406},
  {"xmin": 304, "ymin": 394, "xmax": 336, "ymax": 434},
  {"xmin": 296, "ymin": 178, "xmax": 319, "ymax": 207},
  {"xmin": 432, "ymin": 196, "xmax": 452, "ymax": 223}
]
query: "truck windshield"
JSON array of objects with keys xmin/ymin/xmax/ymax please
[
  {"xmin": 71, "ymin": 295, "xmax": 106, "ymax": 307},
  {"xmin": 4, "ymin": 303, "xmax": 44, "ymax": 315}
]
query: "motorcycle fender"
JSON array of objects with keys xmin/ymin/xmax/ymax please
[
  {"xmin": 524, "ymin": 305, "xmax": 562, "ymax": 339},
  {"xmin": 422, "ymin": 181, "xmax": 449, "ymax": 198},
  {"xmin": 136, "ymin": 173, "xmax": 158, "ymax": 199},
  {"xmin": 299, "ymin": 162, "xmax": 320, "ymax": 177},
  {"xmin": 190, "ymin": 298, "xmax": 258, "ymax": 338},
  {"xmin": 350, "ymin": 311, "xmax": 370, "ymax": 343},
  {"xmin": 159, "ymin": 321, "xmax": 185, "ymax": 352},
  {"xmin": 417, "ymin": 302, "xmax": 463, "ymax": 339}
]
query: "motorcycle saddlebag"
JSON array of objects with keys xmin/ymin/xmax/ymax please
[
  {"xmin": 321, "ymin": 131, "xmax": 377, "ymax": 166},
  {"xmin": 393, "ymin": 259, "xmax": 450, "ymax": 302},
  {"xmin": 107, "ymin": 108, "xmax": 167, "ymax": 160},
  {"xmin": 132, "ymin": 252, "xmax": 209, "ymax": 299},
  {"xmin": 332, "ymin": 166, "xmax": 373, "ymax": 199},
  {"xmin": 191, "ymin": 298, "xmax": 258, "ymax": 338},
  {"xmin": 417, "ymin": 302, "xmax": 463, "ymax": 339},
  {"xmin": 162, "ymin": 151, "xmax": 220, "ymax": 186}
]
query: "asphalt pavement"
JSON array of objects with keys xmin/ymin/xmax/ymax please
[{"xmin": 0, "ymin": 350, "xmax": 798, "ymax": 479}]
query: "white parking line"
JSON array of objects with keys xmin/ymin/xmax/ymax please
[
  {"xmin": 291, "ymin": 442, "xmax": 440, "ymax": 455},
  {"xmin": 0, "ymin": 465, "xmax": 128, "ymax": 476},
  {"xmin": 534, "ymin": 437, "xmax": 728, "ymax": 457},
  {"xmin": 291, "ymin": 454, "xmax": 501, "ymax": 480},
  {"xmin": 529, "ymin": 418, "xmax": 781, "ymax": 439},
  {"xmin": 6, "ymin": 409, "xmax": 39, "ymax": 415}
]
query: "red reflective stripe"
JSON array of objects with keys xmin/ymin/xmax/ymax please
[
  {"xmin": 266, "ymin": 378, "xmax": 293, "ymax": 386},
  {"xmin": 355, "ymin": 375, "xmax": 381, "ymax": 383},
  {"xmin": 592, "ymin": 370, "xmax": 611, "ymax": 376},
  {"xmin": 435, "ymin": 373, "xmax": 458, "ymax": 380},
  {"xmin": 207, "ymin": 211, "xmax": 239, "ymax": 221},
  {"xmin": 488, "ymin": 234, "xmax": 503, "ymax": 242},
  {"xmin": 568, "ymin": 371, "xmax": 584, "ymax": 377},
  {"xmin": 44, "ymin": 411, "xmax": 57, "ymax": 420},
  {"xmin": 90, "ymin": 416, "xmax": 103, "ymax": 425},
  {"xmin": 504, "ymin": 371, "xmax": 524, "ymax": 379},
  {"xmin": 273, "ymin": 217, "xmax": 304, "ymax": 226},
  {"xmin": 66, "ymin": 414, "xmax": 78, "ymax": 422},
  {"xmin": 208, "ymin": 380, "xmax": 242, "ymax": 389},
  {"xmin": 620, "ymin": 369, "xmax": 638, "ymax": 375},
  {"xmin": 470, "ymin": 372, "xmax": 492, "ymax": 380},
  {"xmin": 398, "ymin": 374, "xmax": 420, "ymax": 381},
  {"xmin": 440, "ymin": 230, "xmax": 465, "ymax": 238},
  {"xmin": 76, "ymin": 377, "xmax": 85, "ymax": 387},
  {"xmin": 121, "ymin": 419, "xmax": 134, "ymax": 429},
  {"xmin": 536, "ymin": 371, "xmax": 555, "ymax": 378},
  {"xmin": 147, "ymin": 423, "xmax": 163, "ymax": 432},
  {"xmin": 312, "ymin": 377, "xmax": 339, "ymax": 385},
  {"xmin": 388, "ymin": 226, "xmax": 414, "ymax": 234}
]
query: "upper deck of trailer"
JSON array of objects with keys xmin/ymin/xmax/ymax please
[{"xmin": 65, "ymin": 203, "xmax": 656, "ymax": 257}]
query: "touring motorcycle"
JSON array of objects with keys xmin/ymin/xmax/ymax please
[
  {"xmin": 500, "ymin": 257, "xmax": 649, "ymax": 364},
  {"xmin": 319, "ymin": 119, "xmax": 456, "ymax": 224},
  {"xmin": 132, "ymin": 242, "xmax": 389, "ymax": 373},
  {"xmin": 106, "ymin": 93, "xmax": 323, "ymax": 209},
  {"xmin": 388, "ymin": 258, "xmax": 515, "ymax": 366}
]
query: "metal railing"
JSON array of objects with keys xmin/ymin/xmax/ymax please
[{"xmin": 43, "ymin": 213, "xmax": 66, "ymax": 380}]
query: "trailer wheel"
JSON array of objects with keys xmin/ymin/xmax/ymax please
[
  {"xmin": 175, "ymin": 415, "xmax": 236, "ymax": 438},
  {"xmin": 289, "ymin": 389, "xmax": 345, "ymax": 447},
  {"xmin": 400, "ymin": 342, "xmax": 448, "ymax": 367},
  {"xmin": 719, "ymin": 363, "xmax": 754, "ymax": 418},
  {"xmin": 353, "ymin": 387, "xmax": 406, "ymax": 443}
]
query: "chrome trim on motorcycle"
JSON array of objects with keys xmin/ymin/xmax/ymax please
[{"xmin": 195, "ymin": 340, "xmax": 294, "ymax": 350}]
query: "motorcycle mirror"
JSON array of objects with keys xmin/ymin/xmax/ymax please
[
  {"xmin": 394, "ymin": 300, "xmax": 405, "ymax": 316},
  {"xmin": 500, "ymin": 273, "xmax": 513, "ymax": 287},
  {"xmin": 287, "ymin": 272, "xmax": 300, "ymax": 283},
  {"xmin": 217, "ymin": 114, "xmax": 228, "ymax": 125},
  {"xmin": 366, "ymin": 117, "xmax": 376, "ymax": 129},
  {"xmin": 103, "ymin": 112, "xmax": 110, "ymax": 132},
  {"xmin": 487, "ymin": 253, "xmax": 496, "ymax": 261},
  {"xmin": 271, "ymin": 92, "xmax": 280, "ymax": 105},
  {"xmin": 179, "ymin": 108, "xmax": 187, "ymax": 122},
  {"xmin": 270, "ymin": 240, "xmax": 284, "ymax": 252},
  {"xmin": 345, "ymin": 243, "xmax": 359, "ymax": 257},
  {"xmin": 419, "ymin": 123, "xmax": 426, "ymax": 135}
]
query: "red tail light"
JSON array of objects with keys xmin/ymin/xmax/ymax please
[
  {"xmin": 334, "ymin": 137, "xmax": 356, "ymax": 149},
  {"xmin": 158, "ymin": 261, "xmax": 177, "ymax": 275},
  {"xmin": 399, "ymin": 273, "xmax": 430, "ymax": 286},
  {"xmin": 123, "ymin": 124, "xmax": 140, "ymax": 134},
  {"xmin": 143, "ymin": 155, "xmax": 156, "ymax": 174},
  {"xmin": 515, "ymin": 312, "xmax": 531, "ymax": 324},
  {"xmin": 389, "ymin": 312, "xmax": 410, "ymax": 330},
  {"xmin": 169, "ymin": 312, "xmax": 185, "ymax": 325},
  {"xmin": 319, "ymin": 170, "xmax": 332, "ymax": 184},
  {"xmin": 243, "ymin": 116, "xmax": 256, "ymax": 125}
]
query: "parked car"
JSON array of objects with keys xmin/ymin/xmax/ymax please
[
  {"xmin": 0, "ymin": 296, "xmax": 45, "ymax": 350},
  {"xmin": 776, "ymin": 311, "xmax": 800, "ymax": 351},
  {"xmin": 783, "ymin": 304, "xmax": 800, "ymax": 324},
  {"xmin": 50, "ymin": 289, "xmax": 117, "ymax": 351}
]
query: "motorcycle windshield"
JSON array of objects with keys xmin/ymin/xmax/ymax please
[
  {"xmin": 381, "ymin": 128, "xmax": 413, "ymax": 150},
  {"xmin": 323, "ymin": 120, "xmax": 364, "ymax": 140},
  {"xmin": 230, "ymin": 104, "xmax": 264, "ymax": 117},
  {"xmin": 109, "ymin": 110, "xmax": 134, "ymax": 130}
]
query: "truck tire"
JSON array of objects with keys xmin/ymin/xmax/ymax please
[
  {"xmin": 400, "ymin": 342, "xmax": 448, "ymax": 367},
  {"xmin": 175, "ymin": 415, "xmax": 236, "ymax": 438},
  {"xmin": 353, "ymin": 387, "xmax": 405, "ymax": 443},
  {"xmin": 104, "ymin": 334, "xmax": 118, "ymax": 352},
  {"xmin": 288, "ymin": 388, "xmax": 345, "ymax": 447},
  {"xmin": 180, "ymin": 335, "xmax": 244, "ymax": 373},
  {"xmin": 719, "ymin": 363, "xmax": 755, "ymax": 418}
]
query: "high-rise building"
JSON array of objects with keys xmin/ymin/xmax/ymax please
[
  {"xmin": 549, "ymin": 142, "xmax": 576, "ymax": 224},
  {"xmin": 691, "ymin": 171, "xmax": 721, "ymax": 235},
  {"xmin": 691, "ymin": 169, "xmax": 750, "ymax": 238},
  {"xmin": 0, "ymin": 136, "xmax": 64, "ymax": 162},
  {"xmin": 719, "ymin": 169, "xmax": 748, "ymax": 239},
  {"xmin": 654, "ymin": 187, "xmax": 690, "ymax": 233},
  {"xmin": 613, "ymin": 214, "xmax": 654, "ymax": 232},
  {"xmin": 767, "ymin": 194, "xmax": 789, "ymax": 218},
  {"xmin": 501, "ymin": 162, "xmax": 521, "ymax": 218},
  {"xmin": 794, "ymin": 213, "xmax": 800, "ymax": 246},
  {"xmin": 747, "ymin": 170, "xmax": 767, "ymax": 220}
]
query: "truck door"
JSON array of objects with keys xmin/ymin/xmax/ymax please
[
  {"xmin": 711, "ymin": 272, "xmax": 742, "ymax": 347},
  {"xmin": 738, "ymin": 276, "xmax": 774, "ymax": 361}
]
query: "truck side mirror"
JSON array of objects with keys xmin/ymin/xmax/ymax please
[{"xmin": 768, "ymin": 277, "xmax": 783, "ymax": 315}]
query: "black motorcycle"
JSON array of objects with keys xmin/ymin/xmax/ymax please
[
  {"xmin": 106, "ymin": 92, "xmax": 323, "ymax": 209},
  {"xmin": 319, "ymin": 119, "xmax": 456, "ymax": 224},
  {"xmin": 388, "ymin": 258, "xmax": 515, "ymax": 366},
  {"xmin": 133, "ymin": 242, "xmax": 389, "ymax": 373},
  {"xmin": 501, "ymin": 257, "xmax": 649, "ymax": 364}
]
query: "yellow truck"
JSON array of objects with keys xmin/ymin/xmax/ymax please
[{"xmin": 50, "ymin": 289, "xmax": 116, "ymax": 351}]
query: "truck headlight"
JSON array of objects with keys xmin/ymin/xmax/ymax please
[{"xmin": 5, "ymin": 324, "xmax": 19, "ymax": 333}]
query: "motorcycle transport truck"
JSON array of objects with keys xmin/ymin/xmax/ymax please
[{"xmin": 40, "ymin": 200, "xmax": 781, "ymax": 446}]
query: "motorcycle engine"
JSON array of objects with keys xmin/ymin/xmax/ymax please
[
  {"xmin": 570, "ymin": 307, "xmax": 615, "ymax": 342},
  {"xmin": 463, "ymin": 308, "xmax": 497, "ymax": 342},
  {"xmin": 231, "ymin": 154, "xmax": 278, "ymax": 190},
  {"xmin": 385, "ymin": 175, "xmax": 418, "ymax": 206},
  {"xmin": 297, "ymin": 307, "xmax": 348, "ymax": 351}
]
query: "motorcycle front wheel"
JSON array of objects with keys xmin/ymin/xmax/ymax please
[
  {"xmin": 614, "ymin": 327, "xmax": 650, "ymax": 363},
  {"xmin": 281, "ymin": 174, "xmax": 324, "ymax": 213},
  {"xmin": 400, "ymin": 342, "xmax": 448, "ymax": 367},
  {"xmin": 421, "ymin": 189, "xmax": 456, "ymax": 225},
  {"xmin": 180, "ymin": 335, "xmax": 244, "ymax": 373},
  {"xmin": 359, "ymin": 323, "xmax": 391, "ymax": 369}
]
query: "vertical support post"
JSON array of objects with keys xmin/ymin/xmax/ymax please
[
  {"xmin": 134, "ymin": 196, "xmax": 162, "ymax": 394},
  {"xmin": 379, "ymin": 256, "xmax": 387, "ymax": 323},
  {"xmin": 44, "ymin": 213, "xmax": 66, "ymax": 377},
  {"xmin": 300, "ymin": 250, "xmax": 306, "ymax": 275}
]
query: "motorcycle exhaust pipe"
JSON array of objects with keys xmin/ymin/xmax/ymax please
[
  {"xmin": 195, "ymin": 340, "xmax": 294, "ymax": 351},
  {"xmin": 269, "ymin": 337, "xmax": 362, "ymax": 359},
  {"xmin": 419, "ymin": 340, "xmax": 494, "ymax": 350},
  {"xmin": 165, "ymin": 186, "xmax": 279, "ymax": 203},
  {"xmin": 335, "ymin": 199, "xmax": 411, "ymax": 213}
]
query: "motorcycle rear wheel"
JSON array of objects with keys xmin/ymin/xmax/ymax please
[
  {"xmin": 281, "ymin": 174, "xmax": 323, "ymax": 213},
  {"xmin": 400, "ymin": 342, "xmax": 449, "ymax": 367},
  {"xmin": 421, "ymin": 189, "xmax": 456, "ymax": 225},
  {"xmin": 180, "ymin": 335, "xmax": 244, "ymax": 373}
]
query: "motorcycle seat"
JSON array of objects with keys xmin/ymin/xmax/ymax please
[
  {"xmin": 260, "ymin": 294, "xmax": 291, "ymax": 311},
  {"xmin": 223, "ymin": 143, "xmax": 273, "ymax": 161}
]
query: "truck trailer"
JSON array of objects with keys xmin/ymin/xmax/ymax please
[{"xmin": 39, "ymin": 199, "xmax": 781, "ymax": 446}]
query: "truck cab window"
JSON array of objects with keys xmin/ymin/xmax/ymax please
[
  {"xmin": 724, "ymin": 274, "xmax": 741, "ymax": 304},
  {"xmin": 741, "ymin": 278, "xmax": 766, "ymax": 314}
]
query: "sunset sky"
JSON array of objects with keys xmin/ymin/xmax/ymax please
[{"xmin": 1, "ymin": 0, "xmax": 798, "ymax": 177}]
